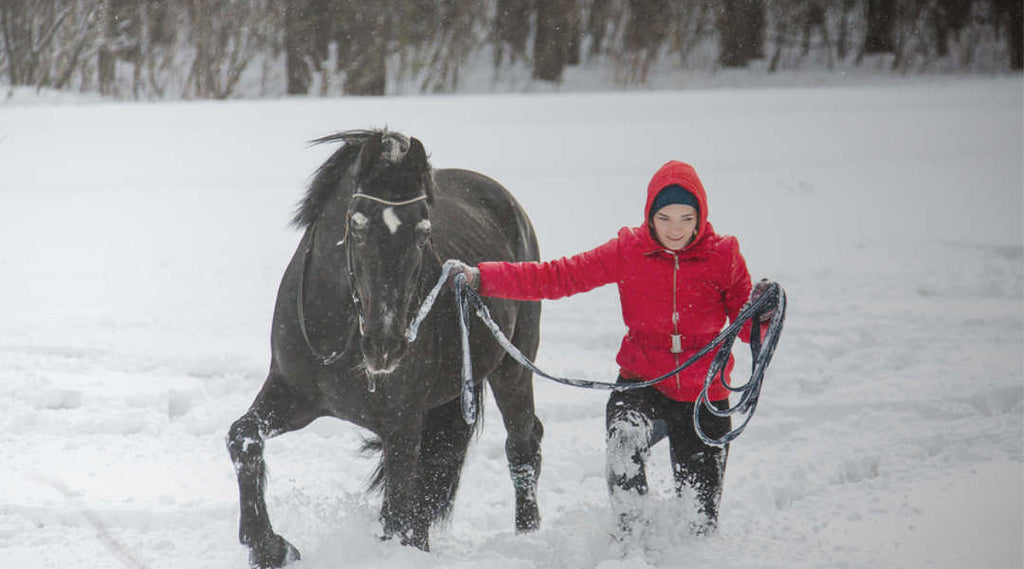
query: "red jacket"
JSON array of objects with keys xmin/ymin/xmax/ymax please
[{"xmin": 478, "ymin": 161, "xmax": 755, "ymax": 402}]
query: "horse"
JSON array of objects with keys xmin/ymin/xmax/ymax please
[{"xmin": 226, "ymin": 129, "xmax": 545, "ymax": 568}]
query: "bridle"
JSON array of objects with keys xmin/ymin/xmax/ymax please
[
  {"xmin": 332, "ymin": 192, "xmax": 430, "ymax": 249},
  {"xmin": 296, "ymin": 191, "xmax": 431, "ymax": 373},
  {"xmin": 343, "ymin": 192, "xmax": 430, "ymax": 322},
  {"xmin": 351, "ymin": 193, "xmax": 428, "ymax": 207},
  {"xmin": 408, "ymin": 261, "xmax": 786, "ymax": 440}
]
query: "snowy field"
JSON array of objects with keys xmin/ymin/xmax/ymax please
[{"xmin": 0, "ymin": 77, "xmax": 1021, "ymax": 569}]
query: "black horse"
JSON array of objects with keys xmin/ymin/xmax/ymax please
[{"xmin": 227, "ymin": 129, "xmax": 545, "ymax": 568}]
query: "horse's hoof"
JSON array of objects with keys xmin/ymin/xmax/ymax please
[
  {"xmin": 401, "ymin": 532, "xmax": 429, "ymax": 551},
  {"xmin": 381, "ymin": 527, "xmax": 430, "ymax": 551},
  {"xmin": 248, "ymin": 533, "xmax": 301, "ymax": 569}
]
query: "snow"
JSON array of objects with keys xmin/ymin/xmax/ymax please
[{"xmin": 1, "ymin": 76, "xmax": 1021, "ymax": 569}]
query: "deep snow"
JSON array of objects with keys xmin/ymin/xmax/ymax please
[{"xmin": 0, "ymin": 76, "xmax": 1021, "ymax": 569}]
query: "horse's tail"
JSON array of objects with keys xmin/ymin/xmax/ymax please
[{"xmin": 360, "ymin": 436, "xmax": 387, "ymax": 494}]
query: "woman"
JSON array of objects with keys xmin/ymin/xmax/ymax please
[{"xmin": 451, "ymin": 160, "xmax": 774, "ymax": 539}]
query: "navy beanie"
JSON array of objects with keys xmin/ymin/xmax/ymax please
[{"xmin": 650, "ymin": 185, "xmax": 700, "ymax": 218}]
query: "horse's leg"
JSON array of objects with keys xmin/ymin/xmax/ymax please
[
  {"xmin": 227, "ymin": 376, "xmax": 320, "ymax": 568},
  {"xmin": 378, "ymin": 420, "xmax": 430, "ymax": 550},
  {"xmin": 488, "ymin": 316, "xmax": 544, "ymax": 533},
  {"xmin": 416, "ymin": 395, "xmax": 474, "ymax": 528}
]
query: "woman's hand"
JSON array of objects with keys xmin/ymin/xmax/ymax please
[
  {"xmin": 448, "ymin": 261, "xmax": 480, "ymax": 292},
  {"xmin": 750, "ymin": 278, "xmax": 777, "ymax": 322}
]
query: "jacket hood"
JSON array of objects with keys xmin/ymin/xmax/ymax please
[{"xmin": 642, "ymin": 161, "xmax": 710, "ymax": 250}]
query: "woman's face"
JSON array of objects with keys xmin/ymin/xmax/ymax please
[{"xmin": 652, "ymin": 203, "xmax": 699, "ymax": 250}]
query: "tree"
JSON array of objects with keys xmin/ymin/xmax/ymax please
[
  {"xmin": 587, "ymin": 0, "xmax": 614, "ymax": 57},
  {"xmin": 862, "ymin": 0, "xmax": 896, "ymax": 57},
  {"xmin": 494, "ymin": 0, "xmax": 531, "ymax": 66},
  {"xmin": 285, "ymin": 0, "xmax": 331, "ymax": 95},
  {"xmin": 932, "ymin": 0, "xmax": 971, "ymax": 58},
  {"xmin": 420, "ymin": 0, "xmax": 483, "ymax": 93},
  {"xmin": 0, "ymin": 0, "xmax": 103, "ymax": 90},
  {"xmin": 745, "ymin": 0, "xmax": 765, "ymax": 60},
  {"xmin": 2, "ymin": 0, "xmax": 1019, "ymax": 99},
  {"xmin": 718, "ymin": 0, "xmax": 763, "ymax": 67},
  {"xmin": 333, "ymin": 0, "xmax": 389, "ymax": 95},
  {"xmin": 836, "ymin": 0, "xmax": 857, "ymax": 61},
  {"xmin": 1, "ymin": 0, "xmax": 35, "ymax": 86},
  {"xmin": 533, "ymin": 0, "xmax": 575, "ymax": 81},
  {"xmin": 670, "ymin": 0, "xmax": 715, "ymax": 67},
  {"xmin": 181, "ymin": 0, "xmax": 274, "ymax": 99},
  {"xmin": 622, "ymin": 0, "xmax": 669, "ymax": 82},
  {"xmin": 994, "ymin": 0, "xmax": 1023, "ymax": 70},
  {"xmin": 99, "ymin": 0, "xmax": 142, "ymax": 97},
  {"xmin": 566, "ymin": 0, "xmax": 582, "ymax": 65}
]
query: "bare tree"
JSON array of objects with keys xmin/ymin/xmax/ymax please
[
  {"xmin": 836, "ymin": 0, "xmax": 857, "ymax": 61},
  {"xmin": 494, "ymin": 0, "xmax": 531, "ymax": 66},
  {"xmin": 0, "ymin": 0, "xmax": 110, "ymax": 93},
  {"xmin": 745, "ymin": 0, "xmax": 765, "ymax": 60},
  {"xmin": 566, "ymin": 0, "xmax": 582, "ymax": 64},
  {"xmin": 137, "ymin": 0, "xmax": 182, "ymax": 98},
  {"xmin": 333, "ymin": 1, "xmax": 389, "ymax": 95},
  {"xmin": 420, "ymin": 0, "xmax": 485, "ymax": 93},
  {"xmin": 533, "ymin": 0, "xmax": 575, "ymax": 81},
  {"xmin": 718, "ymin": 0, "xmax": 763, "ymax": 67},
  {"xmin": 286, "ymin": 0, "xmax": 331, "ymax": 95},
  {"xmin": 860, "ymin": 0, "xmax": 895, "ymax": 61},
  {"xmin": 994, "ymin": 0, "xmax": 1022, "ymax": 69},
  {"xmin": 586, "ymin": 0, "xmax": 616, "ymax": 57},
  {"xmin": 180, "ymin": 0, "xmax": 278, "ymax": 99},
  {"xmin": 931, "ymin": 0, "xmax": 972, "ymax": 58},
  {"xmin": 769, "ymin": 0, "xmax": 833, "ymax": 72},
  {"xmin": 1, "ymin": 1, "xmax": 37, "ymax": 86},
  {"xmin": 100, "ymin": 0, "xmax": 148, "ymax": 97},
  {"xmin": 670, "ymin": 0, "xmax": 715, "ymax": 67},
  {"xmin": 620, "ymin": 0, "xmax": 669, "ymax": 83},
  {"xmin": 2, "ymin": 0, "xmax": 1018, "ymax": 99}
]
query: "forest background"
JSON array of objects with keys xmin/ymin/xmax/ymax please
[{"xmin": 1, "ymin": 0, "xmax": 1022, "ymax": 101}]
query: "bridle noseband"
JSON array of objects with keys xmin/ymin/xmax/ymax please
[{"xmin": 351, "ymin": 193, "xmax": 428, "ymax": 207}]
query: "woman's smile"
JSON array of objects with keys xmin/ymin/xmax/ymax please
[{"xmin": 653, "ymin": 203, "xmax": 699, "ymax": 250}]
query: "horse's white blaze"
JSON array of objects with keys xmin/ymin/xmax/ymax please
[
  {"xmin": 382, "ymin": 207, "xmax": 401, "ymax": 234},
  {"xmin": 352, "ymin": 212, "xmax": 369, "ymax": 228},
  {"xmin": 416, "ymin": 220, "xmax": 431, "ymax": 233}
]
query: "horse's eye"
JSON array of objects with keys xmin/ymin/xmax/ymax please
[
  {"xmin": 414, "ymin": 221, "xmax": 431, "ymax": 247},
  {"xmin": 349, "ymin": 212, "xmax": 370, "ymax": 245}
]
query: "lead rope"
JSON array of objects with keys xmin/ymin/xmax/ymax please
[{"xmin": 407, "ymin": 260, "xmax": 787, "ymax": 446}]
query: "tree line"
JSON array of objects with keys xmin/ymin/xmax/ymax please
[{"xmin": 2, "ymin": 0, "xmax": 1020, "ymax": 99}]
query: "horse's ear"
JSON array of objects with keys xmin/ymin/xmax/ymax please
[
  {"xmin": 408, "ymin": 137, "xmax": 435, "ymax": 204},
  {"xmin": 357, "ymin": 131, "xmax": 384, "ymax": 179},
  {"xmin": 408, "ymin": 137, "xmax": 427, "ymax": 169}
]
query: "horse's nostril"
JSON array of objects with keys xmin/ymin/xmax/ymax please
[{"xmin": 361, "ymin": 336, "xmax": 407, "ymax": 373}]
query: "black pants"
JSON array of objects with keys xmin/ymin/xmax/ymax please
[{"xmin": 605, "ymin": 378, "xmax": 731, "ymax": 533}]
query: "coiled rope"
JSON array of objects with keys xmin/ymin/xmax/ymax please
[{"xmin": 407, "ymin": 260, "xmax": 786, "ymax": 446}]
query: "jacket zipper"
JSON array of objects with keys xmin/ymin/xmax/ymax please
[{"xmin": 670, "ymin": 252, "xmax": 682, "ymax": 391}]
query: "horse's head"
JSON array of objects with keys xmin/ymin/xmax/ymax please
[{"xmin": 343, "ymin": 131, "xmax": 436, "ymax": 376}]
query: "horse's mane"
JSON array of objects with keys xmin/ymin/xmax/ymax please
[{"xmin": 291, "ymin": 129, "xmax": 413, "ymax": 229}]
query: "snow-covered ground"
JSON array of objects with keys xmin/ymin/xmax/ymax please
[{"xmin": 0, "ymin": 76, "xmax": 1021, "ymax": 569}]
